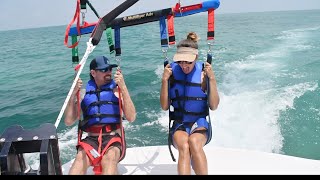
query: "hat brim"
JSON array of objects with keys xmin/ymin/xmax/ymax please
[
  {"xmin": 96, "ymin": 64, "xmax": 118, "ymax": 70},
  {"xmin": 173, "ymin": 53, "xmax": 197, "ymax": 62}
]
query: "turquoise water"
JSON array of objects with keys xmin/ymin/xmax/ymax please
[{"xmin": 0, "ymin": 9, "xmax": 320, "ymax": 166}]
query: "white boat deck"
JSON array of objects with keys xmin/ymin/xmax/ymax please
[{"xmin": 61, "ymin": 145, "xmax": 320, "ymax": 175}]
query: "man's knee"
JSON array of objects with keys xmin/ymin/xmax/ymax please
[{"xmin": 103, "ymin": 146, "xmax": 121, "ymax": 162}]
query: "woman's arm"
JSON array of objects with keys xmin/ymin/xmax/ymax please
[
  {"xmin": 160, "ymin": 64, "xmax": 172, "ymax": 110},
  {"xmin": 203, "ymin": 62, "xmax": 220, "ymax": 110}
]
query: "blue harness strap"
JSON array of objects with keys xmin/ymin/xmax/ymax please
[
  {"xmin": 114, "ymin": 26, "xmax": 121, "ymax": 57},
  {"xmin": 159, "ymin": 16, "xmax": 168, "ymax": 48}
]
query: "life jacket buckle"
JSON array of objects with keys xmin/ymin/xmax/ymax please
[{"xmin": 89, "ymin": 149, "xmax": 101, "ymax": 159}]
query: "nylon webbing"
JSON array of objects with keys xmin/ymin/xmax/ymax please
[
  {"xmin": 207, "ymin": 9, "xmax": 214, "ymax": 40},
  {"xmin": 114, "ymin": 26, "xmax": 121, "ymax": 56},
  {"xmin": 167, "ymin": 14, "xmax": 175, "ymax": 45},
  {"xmin": 159, "ymin": 17, "xmax": 168, "ymax": 47},
  {"xmin": 106, "ymin": 27, "xmax": 115, "ymax": 54}
]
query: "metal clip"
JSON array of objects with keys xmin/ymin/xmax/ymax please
[
  {"xmin": 207, "ymin": 40, "xmax": 214, "ymax": 53},
  {"xmin": 81, "ymin": 11, "xmax": 86, "ymax": 25},
  {"xmin": 115, "ymin": 56, "xmax": 121, "ymax": 70},
  {"xmin": 162, "ymin": 48, "xmax": 168, "ymax": 60}
]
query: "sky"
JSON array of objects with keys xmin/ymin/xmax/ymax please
[{"xmin": 0, "ymin": 0, "xmax": 319, "ymax": 31}]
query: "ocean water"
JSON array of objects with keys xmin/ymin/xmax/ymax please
[{"xmin": 0, "ymin": 9, "xmax": 320, "ymax": 167}]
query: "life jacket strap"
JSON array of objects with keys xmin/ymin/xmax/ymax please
[
  {"xmin": 173, "ymin": 108, "xmax": 208, "ymax": 116},
  {"xmin": 171, "ymin": 96, "xmax": 207, "ymax": 102},
  {"xmin": 172, "ymin": 79, "xmax": 202, "ymax": 87}
]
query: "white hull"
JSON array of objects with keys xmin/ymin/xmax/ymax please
[{"xmin": 61, "ymin": 145, "xmax": 320, "ymax": 175}]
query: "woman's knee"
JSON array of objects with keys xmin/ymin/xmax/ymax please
[
  {"xmin": 173, "ymin": 131, "xmax": 189, "ymax": 146},
  {"xmin": 189, "ymin": 134, "xmax": 206, "ymax": 151}
]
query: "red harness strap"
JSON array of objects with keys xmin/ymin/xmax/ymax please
[
  {"xmin": 77, "ymin": 124, "xmax": 122, "ymax": 175},
  {"xmin": 167, "ymin": 14, "xmax": 175, "ymax": 45},
  {"xmin": 207, "ymin": 9, "xmax": 215, "ymax": 40},
  {"xmin": 64, "ymin": 0, "xmax": 81, "ymax": 48},
  {"xmin": 116, "ymin": 72, "xmax": 126, "ymax": 162},
  {"xmin": 85, "ymin": 124, "xmax": 120, "ymax": 133}
]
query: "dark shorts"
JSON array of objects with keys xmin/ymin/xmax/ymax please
[
  {"xmin": 78, "ymin": 133, "xmax": 123, "ymax": 153},
  {"xmin": 172, "ymin": 118, "xmax": 209, "ymax": 136},
  {"xmin": 170, "ymin": 118, "xmax": 210, "ymax": 148}
]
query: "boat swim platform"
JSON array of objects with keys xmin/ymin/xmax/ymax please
[{"xmin": 61, "ymin": 145, "xmax": 320, "ymax": 175}]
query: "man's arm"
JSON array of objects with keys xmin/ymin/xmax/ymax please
[
  {"xmin": 119, "ymin": 84, "xmax": 136, "ymax": 122},
  {"xmin": 64, "ymin": 78, "xmax": 83, "ymax": 126},
  {"xmin": 114, "ymin": 70, "xmax": 136, "ymax": 122}
]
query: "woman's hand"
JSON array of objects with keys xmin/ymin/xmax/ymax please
[
  {"xmin": 162, "ymin": 64, "xmax": 172, "ymax": 81},
  {"xmin": 203, "ymin": 62, "xmax": 215, "ymax": 80}
]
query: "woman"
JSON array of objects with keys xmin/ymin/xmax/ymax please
[{"xmin": 160, "ymin": 32, "xmax": 219, "ymax": 175}]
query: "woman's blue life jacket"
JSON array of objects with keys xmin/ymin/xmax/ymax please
[
  {"xmin": 80, "ymin": 79, "xmax": 121, "ymax": 131},
  {"xmin": 169, "ymin": 61, "xmax": 209, "ymax": 123}
]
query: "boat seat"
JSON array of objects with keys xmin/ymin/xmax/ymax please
[{"xmin": 0, "ymin": 123, "xmax": 62, "ymax": 175}]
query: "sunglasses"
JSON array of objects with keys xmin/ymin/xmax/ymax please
[
  {"xmin": 95, "ymin": 68, "xmax": 112, "ymax": 73},
  {"xmin": 176, "ymin": 61, "xmax": 193, "ymax": 65}
]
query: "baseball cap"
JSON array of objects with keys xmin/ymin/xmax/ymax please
[{"xmin": 90, "ymin": 56, "xmax": 118, "ymax": 71}]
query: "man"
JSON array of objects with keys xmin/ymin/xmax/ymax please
[{"xmin": 64, "ymin": 55, "xmax": 136, "ymax": 175}]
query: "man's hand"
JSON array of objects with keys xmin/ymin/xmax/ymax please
[{"xmin": 114, "ymin": 70, "xmax": 125, "ymax": 88}]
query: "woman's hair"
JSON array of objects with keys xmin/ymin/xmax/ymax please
[
  {"xmin": 187, "ymin": 32, "xmax": 199, "ymax": 43},
  {"xmin": 177, "ymin": 32, "xmax": 199, "ymax": 49}
]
